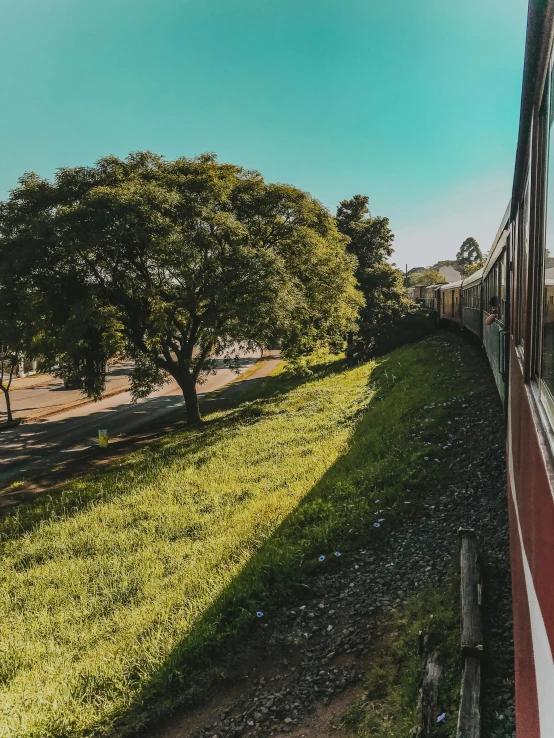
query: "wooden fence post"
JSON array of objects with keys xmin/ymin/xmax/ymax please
[{"xmin": 457, "ymin": 529, "xmax": 482, "ymax": 738}]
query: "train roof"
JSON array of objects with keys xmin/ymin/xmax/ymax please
[
  {"xmin": 461, "ymin": 268, "xmax": 484, "ymax": 287},
  {"xmin": 440, "ymin": 280, "xmax": 463, "ymax": 291}
]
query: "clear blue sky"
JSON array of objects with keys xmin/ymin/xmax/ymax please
[{"xmin": 0, "ymin": 0, "xmax": 528, "ymax": 268}]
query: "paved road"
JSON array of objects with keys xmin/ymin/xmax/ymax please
[
  {"xmin": 0, "ymin": 354, "xmax": 265, "ymax": 489},
  {"xmin": 0, "ymin": 361, "xmax": 133, "ymax": 421}
]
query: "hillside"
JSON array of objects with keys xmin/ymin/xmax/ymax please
[{"xmin": 0, "ymin": 333, "xmax": 512, "ymax": 738}]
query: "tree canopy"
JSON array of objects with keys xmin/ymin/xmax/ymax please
[
  {"xmin": 0, "ymin": 152, "xmax": 361, "ymax": 424},
  {"xmin": 408, "ymin": 269, "xmax": 447, "ymax": 286},
  {"xmin": 456, "ymin": 237, "xmax": 483, "ymax": 271},
  {"xmin": 336, "ymin": 194, "xmax": 407, "ymax": 360},
  {"xmin": 463, "ymin": 260, "xmax": 485, "ymax": 277}
]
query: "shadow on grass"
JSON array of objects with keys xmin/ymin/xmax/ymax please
[
  {"xmin": 0, "ymin": 359, "xmax": 352, "ymax": 542},
  {"xmin": 113, "ymin": 345, "xmax": 459, "ymax": 737}
]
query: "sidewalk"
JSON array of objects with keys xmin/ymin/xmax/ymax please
[
  {"xmin": 1, "ymin": 362, "xmax": 133, "ymax": 423},
  {"xmin": 3, "ymin": 373, "xmax": 48, "ymax": 391}
]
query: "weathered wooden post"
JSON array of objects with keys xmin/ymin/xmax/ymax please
[
  {"xmin": 457, "ymin": 528, "xmax": 482, "ymax": 738},
  {"xmin": 415, "ymin": 617, "xmax": 443, "ymax": 737}
]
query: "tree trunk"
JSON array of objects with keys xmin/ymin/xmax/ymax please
[
  {"xmin": 1, "ymin": 359, "xmax": 15, "ymax": 424},
  {"xmin": 1, "ymin": 386, "xmax": 13, "ymax": 423},
  {"xmin": 181, "ymin": 379, "xmax": 202, "ymax": 426}
]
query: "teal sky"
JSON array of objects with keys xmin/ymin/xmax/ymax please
[{"xmin": 1, "ymin": 0, "xmax": 528, "ymax": 268}]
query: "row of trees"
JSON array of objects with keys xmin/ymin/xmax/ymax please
[{"xmin": 0, "ymin": 153, "xmax": 408, "ymax": 424}]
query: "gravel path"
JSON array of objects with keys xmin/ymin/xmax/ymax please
[{"xmin": 153, "ymin": 334, "xmax": 513, "ymax": 738}]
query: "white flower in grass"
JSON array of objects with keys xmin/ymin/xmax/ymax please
[
  {"xmin": 256, "ymin": 611, "xmax": 264, "ymax": 618},
  {"xmin": 436, "ymin": 713, "xmax": 446, "ymax": 723},
  {"xmin": 334, "ymin": 551, "xmax": 341, "ymax": 557},
  {"xmin": 318, "ymin": 555, "xmax": 325, "ymax": 562},
  {"xmin": 374, "ymin": 522, "xmax": 381, "ymax": 528}
]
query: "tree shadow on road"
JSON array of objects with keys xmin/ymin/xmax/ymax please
[{"xmin": 0, "ymin": 358, "xmax": 344, "ymax": 539}]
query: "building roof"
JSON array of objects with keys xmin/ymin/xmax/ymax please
[{"xmin": 437, "ymin": 265, "xmax": 461, "ymax": 281}]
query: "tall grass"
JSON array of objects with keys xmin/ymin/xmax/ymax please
[{"xmin": 0, "ymin": 335, "xmax": 474, "ymax": 737}]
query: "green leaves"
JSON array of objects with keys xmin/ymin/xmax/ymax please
[
  {"xmin": 0, "ymin": 153, "xmax": 361, "ymax": 422},
  {"xmin": 336, "ymin": 194, "xmax": 409, "ymax": 360},
  {"xmin": 456, "ymin": 237, "xmax": 482, "ymax": 269}
]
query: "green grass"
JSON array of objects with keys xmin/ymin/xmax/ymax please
[
  {"xmin": 341, "ymin": 578, "xmax": 461, "ymax": 738},
  {"xmin": 0, "ymin": 334, "xmax": 476, "ymax": 738}
]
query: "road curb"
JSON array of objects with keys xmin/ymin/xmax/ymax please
[
  {"xmin": 20, "ymin": 383, "xmax": 131, "ymax": 424},
  {"xmin": 10, "ymin": 354, "xmax": 280, "ymax": 426}
]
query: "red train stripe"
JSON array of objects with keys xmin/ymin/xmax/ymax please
[{"xmin": 508, "ymin": 382, "xmax": 554, "ymax": 735}]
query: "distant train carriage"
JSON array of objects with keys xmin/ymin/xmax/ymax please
[
  {"xmin": 433, "ymin": 284, "xmax": 442, "ymax": 316},
  {"xmin": 408, "ymin": 284, "xmax": 439, "ymax": 310},
  {"xmin": 461, "ymin": 268, "xmax": 483, "ymax": 338},
  {"xmin": 439, "ymin": 280, "xmax": 462, "ymax": 324},
  {"xmin": 482, "ymin": 215, "xmax": 509, "ymax": 406},
  {"xmin": 422, "ymin": 284, "xmax": 441, "ymax": 309}
]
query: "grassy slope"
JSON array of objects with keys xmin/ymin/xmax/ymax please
[{"xmin": 0, "ymin": 335, "xmax": 474, "ymax": 738}]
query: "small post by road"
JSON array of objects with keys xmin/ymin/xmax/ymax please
[{"xmin": 98, "ymin": 429, "xmax": 109, "ymax": 448}]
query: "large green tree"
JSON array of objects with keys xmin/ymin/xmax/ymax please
[
  {"xmin": 0, "ymin": 175, "xmax": 123, "ymax": 400},
  {"xmin": 0, "ymin": 153, "xmax": 361, "ymax": 424},
  {"xmin": 336, "ymin": 194, "xmax": 407, "ymax": 360},
  {"xmin": 456, "ymin": 237, "xmax": 483, "ymax": 272}
]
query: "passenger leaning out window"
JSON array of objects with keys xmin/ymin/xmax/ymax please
[{"xmin": 485, "ymin": 295, "xmax": 499, "ymax": 325}]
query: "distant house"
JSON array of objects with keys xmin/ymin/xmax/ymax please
[{"xmin": 437, "ymin": 265, "xmax": 461, "ymax": 282}]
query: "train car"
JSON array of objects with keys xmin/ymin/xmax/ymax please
[
  {"xmin": 501, "ymin": 2, "xmax": 554, "ymax": 733},
  {"xmin": 479, "ymin": 209, "xmax": 510, "ymax": 406},
  {"xmin": 433, "ymin": 284, "xmax": 442, "ymax": 316},
  {"xmin": 422, "ymin": 284, "xmax": 442, "ymax": 310},
  {"xmin": 407, "ymin": 285, "xmax": 422, "ymax": 303},
  {"xmin": 437, "ymin": 3, "xmax": 554, "ymax": 732},
  {"xmin": 461, "ymin": 267, "xmax": 483, "ymax": 338},
  {"xmin": 408, "ymin": 284, "xmax": 441, "ymax": 310},
  {"xmin": 439, "ymin": 280, "xmax": 462, "ymax": 324}
]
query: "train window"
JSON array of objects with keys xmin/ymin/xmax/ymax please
[
  {"xmin": 519, "ymin": 185, "xmax": 531, "ymax": 348},
  {"xmin": 499, "ymin": 252, "xmax": 506, "ymax": 319},
  {"xmin": 541, "ymin": 59, "xmax": 554, "ymax": 409}
]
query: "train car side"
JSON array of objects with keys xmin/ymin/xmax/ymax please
[
  {"xmin": 487, "ymin": 2, "xmax": 554, "ymax": 733},
  {"xmin": 461, "ymin": 267, "xmax": 484, "ymax": 339},
  {"xmin": 439, "ymin": 280, "xmax": 463, "ymax": 324}
]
